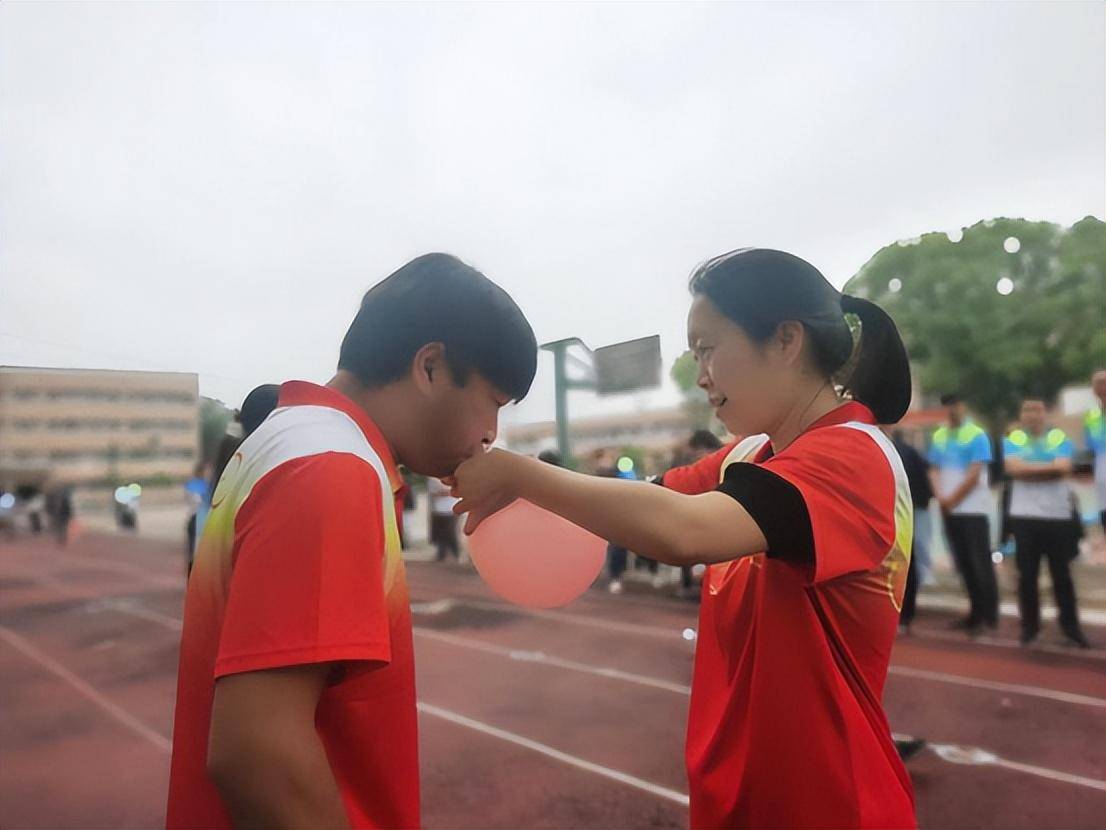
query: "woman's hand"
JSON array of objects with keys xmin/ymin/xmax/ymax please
[{"xmin": 450, "ymin": 448, "xmax": 529, "ymax": 534}]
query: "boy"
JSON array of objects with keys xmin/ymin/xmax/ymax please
[{"xmin": 166, "ymin": 253, "xmax": 536, "ymax": 829}]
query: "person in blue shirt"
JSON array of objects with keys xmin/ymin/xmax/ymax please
[
  {"xmin": 1086, "ymin": 370, "xmax": 1106, "ymax": 533},
  {"xmin": 184, "ymin": 463, "xmax": 211, "ymax": 564},
  {"xmin": 927, "ymin": 393, "xmax": 998, "ymax": 634},
  {"xmin": 1004, "ymin": 397, "xmax": 1088, "ymax": 648}
]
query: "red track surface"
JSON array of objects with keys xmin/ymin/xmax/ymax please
[{"xmin": 2, "ymin": 531, "xmax": 1104, "ymax": 829}]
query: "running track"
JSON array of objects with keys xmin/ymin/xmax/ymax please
[{"xmin": 1, "ymin": 532, "xmax": 1103, "ymax": 828}]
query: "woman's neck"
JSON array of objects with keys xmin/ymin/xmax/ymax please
[{"xmin": 767, "ymin": 381, "xmax": 843, "ymax": 453}]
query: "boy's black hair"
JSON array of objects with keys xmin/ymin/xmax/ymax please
[
  {"xmin": 239, "ymin": 384, "xmax": 281, "ymax": 437},
  {"xmin": 339, "ymin": 253, "xmax": 537, "ymax": 400},
  {"xmin": 688, "ymin": 429, "xmax": 723, "ymax": 451}
]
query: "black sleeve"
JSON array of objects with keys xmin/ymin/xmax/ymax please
[{"xmin": 715, "ymin": 463, "xmax": 814, "ymax": 565}]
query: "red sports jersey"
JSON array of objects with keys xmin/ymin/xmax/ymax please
[
  {"xmin": 661, "ymin": 443, "xmax": 738, "ymax": 495},
  {"xmin": 671, "ymin": 402, "xmax": 915, "ymax": 829},
  {"xmin": 166, "ymin": 382, "xmax": 419, "ymax": 829}
]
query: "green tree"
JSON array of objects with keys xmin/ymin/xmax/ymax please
[
  {"xmin": 199, "ymin": 397, "xmax": 233, "ymax": 465},
  {"xmin": 670, "ymin": 349, "xmax": 713, "ymax": 429},
  {"xmin": 845, "ymin": 216, "xmax": 1106, "ymax": 430}
]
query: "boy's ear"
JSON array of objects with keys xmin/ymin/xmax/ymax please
[{"xmin": 412, "ymin": 342, "xmax": 447, "ymax": 396}]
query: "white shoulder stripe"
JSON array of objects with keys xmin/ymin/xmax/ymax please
[
  {"xmin": 719, "ymin": 434, "xmax": 771, "ymax": 482},
  {"xmin": 212, "ymin": 405, "xmax": 391, "ymax": 514},
  {"xmin": 835, "ymin": 421, "xmax": 915, "ymax": 560}
]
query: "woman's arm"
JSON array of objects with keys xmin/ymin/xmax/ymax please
[{"xmin": 451, "ymin": 449, "xmax": 767, "ymax": 566}]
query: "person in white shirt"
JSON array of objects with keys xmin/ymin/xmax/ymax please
[
  {"xmin": 927, "ymin": 393, "xmax": 998, "ymax": 633},
  {"xmin": 428, "ymin": 475, "xmax": 461, "ymax": 561},
  {"xmin": 1004, "ymin": 397, "xmax": 1088, "ymax": 649}
]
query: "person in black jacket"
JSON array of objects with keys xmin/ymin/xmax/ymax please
[{"xmin": 890, "ymin": 429, "xmax": 934, "ymax": 631}]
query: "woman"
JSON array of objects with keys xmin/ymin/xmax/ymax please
[{"xmin": 452, "ymin": 248, "xmax": 916, "ymax": 829}]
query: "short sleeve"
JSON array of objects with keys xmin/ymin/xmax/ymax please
[
  {"xmin": 1002, "ymin": 437, "xmax": 1022, "ymax": 459},
  {"xmin": 968, "ymin": 433, "xmax": 992, "ymax": 463},
  {"xmin": 715, "ymin": 463, "xmax": 813, "ymax": 565},
  {"xmin": 1057, "ymin": 439, "xmax": 1074, "ymax": 459},
  {"xmin": 662, "ymin": 443, "xmax": 737, "ymax": 495},
  {"xmin": 760, "ymin": 428, "xmax": 897, "ymax": 584},
  {"xmin": 215, "ymin": 452, "xmax": 392, "ymax": 679}
]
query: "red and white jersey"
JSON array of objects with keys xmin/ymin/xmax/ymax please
[
  {"xmin": 670, "ymin": 402, "xmax": 915, "ymax": 829},
  {"xmin": 167, "ymin": 381, "xmax": 419, "ymax": 830}
]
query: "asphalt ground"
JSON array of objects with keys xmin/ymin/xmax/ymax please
[{"xmin": 1, "ymin": 531, "xmax": 1103, "ymax": 829}]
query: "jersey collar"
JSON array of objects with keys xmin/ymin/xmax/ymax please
[
  {"xmin": 755, "ymin": 401, "xmax": 877, "ymax": 461},
  {"xmin": 277, "ymin": 381, "xmax": 404, "ymax": 494}
]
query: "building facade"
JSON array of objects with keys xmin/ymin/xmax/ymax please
[
  {"xmin": 0, "ymin": 366, "xmax": 199, "ymax": 491},
  {"xmin": 505, "ymin": 407, "xmax": 704, "ymax": 473}
]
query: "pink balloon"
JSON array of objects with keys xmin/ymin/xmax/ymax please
[{"xmin": 467, "ymin": 499, "xmax": 607, "ymax": 609}]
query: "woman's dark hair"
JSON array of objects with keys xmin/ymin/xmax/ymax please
[
  {"xmin": 339, "ymin": 253, "xmax": 537, "ymax": 400},
  {"xmin": 688, "ymin": 248, "xmax": 911, "ymax": 423}
]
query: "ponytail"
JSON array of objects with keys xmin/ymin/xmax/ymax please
[{"xmin": 839, "ymin": 294, "xmax": 912, "ymax": 423}]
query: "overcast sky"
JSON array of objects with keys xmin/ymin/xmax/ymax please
[{"xmin": 2, "ymin": 1, "xmax": 1102, "ymax": 431}]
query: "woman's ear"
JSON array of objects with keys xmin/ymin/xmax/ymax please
[{"xmin": 775, "ymin": 320, "xmax": 806, "ymax": 367}]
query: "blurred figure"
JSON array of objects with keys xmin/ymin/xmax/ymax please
[
  {"xmin": 889, "ymin": 429, "xmax": 933, "ymax": 632},
  {"xmin": 1086, "ymin": 370, "xmax": 1106, "ymax": 532},
  {"xmin": 677, "ymin": 430, "xmax": 724, "ymax": 597},
  {"xmin": 1004, "ymin": 398, "xmax": 1088, "ymax": 648},
  {"xmin": 592, "ymin": 450, "xmax": 629, "ymax": 594},
  {"xmin": 538, "ymin": 449, "xmax": 564, "ymax": 467},
  {"xmin": 653, "ymin": 434, "xmax": 740, "ymax": 600},
  {"xmin": 428, "ymin": 476, "xmax": 461, "ymax": 561},
  {"xmin": 397, "ymin": 469, "xmax": 417, "ymax": 550},
  {"xmin": 45, "ymin": 483, "xmax": 74, "ymax": 545},
  {"xmin": 201, "ymin": 384, "xmax": 281, "ymax": 568},
  {"xmin": 185, "ymin": 463, "xmax": 212, "ymax": 565},
  {"xmin": 210, "ymin": 384, "xmax": 281, "ymax": 490},
  {"xmin": 928, "ymin": 393, "xmax": 998, "ymax": 634},
  {"xmin": 113, "ymin": 486, "xmax": 139, "ymax": 531},
  {"xmin": 22, "ymin": 486, "xmax": 45, "ymax": 534}
]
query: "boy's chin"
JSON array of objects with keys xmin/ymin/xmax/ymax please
[{"xmin": 411, "ymin": 456, "xmax": 462, "ymax": 480}]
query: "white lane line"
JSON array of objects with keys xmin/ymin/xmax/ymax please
[
  {"xmin": 910, "ymin": 627, "xmax": 1106, "ymax": 662},
  {"xmin": 418, "ymin": 626, "xmax": 1106, "ymax": 708},
  {"xmin": 455, "ymin": 598, "xmax": 1106, "ymax": 664},
  {"xmin": 417, "ymin": 608, "xmax": 1106, "ymax": 709},
  {"xmin": 40, "ymin": 587, "xmax": 1106, "ymax": 712},
  {"xmin": 24, "ymin": 546, "xmax": 183, "ymax": 590},
  {"xmin": 917, "ymin": 594, "xmax": 1106, "ymax": 628},
  {"xmin": 20, "ymin": 580, "xmax": 1106, "ymax": 795},
  {"xmin": 414, "ymin": 628, "xmax": 692, "ymax": 694},
  {"xmin": 104, "ymin": 598, "xmax": 183, "ymax": 631},
  {"xmin": 454, "ymin": 597, "xmax": 1106, "ymax": 664},
  {"xmin": 0, "ymin": 625, "xmax": 171, "ymax": 754},
  {"xmin": 451, "ymin": 599, "xmax": 687, "ymax": 640},
  {"xmin": 991, "ymin": 756, "xmax": 1106, "ymax": 791},
  {"xmin": 417, "ymin": 701, "xmax": 689, "ymax": 807},
  {"xmin": 887, "ymin": 665, "xmax": 1105, "ymax": 709},
  {"xmin": 420, "ymin": 628, "xmax": 1106, "ymax": 793},
  {"xmin": 897, "ymin": 736, "xmax": 1106, "ymax": 792}
]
